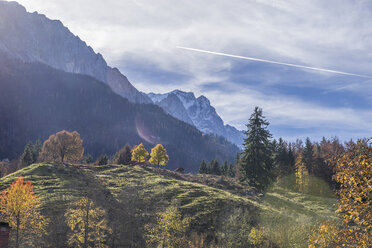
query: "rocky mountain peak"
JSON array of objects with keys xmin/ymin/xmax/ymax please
[
  {"xmin": 148, "ymin": 90, "xmax": 244, "ymax": 147},
  {"xmin": 0, "ymin": 1, "xmax": 151, "ymax": 103}
]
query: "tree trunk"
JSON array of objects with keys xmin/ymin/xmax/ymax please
[
  {"xmin": 83, "ymin": 199, "xmax": 90, "ymax": 248},
  {"xmin": 16, "ymin": 216, "xmax": 20, "ymax": 248}
]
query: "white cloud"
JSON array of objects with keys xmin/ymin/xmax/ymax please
[{"xmin": 15, "ymin": 0, "xmax": 372, "ymax": 140}]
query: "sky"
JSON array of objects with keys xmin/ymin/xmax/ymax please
[{"xmin": 16, "ymin": 0, "xmax": 372, "ymax": 141}]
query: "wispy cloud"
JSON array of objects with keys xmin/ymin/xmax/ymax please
[
  {"xmin": 16, "ymin": 0, "xmax": 372, "ymax": 140},
  {"xmin": 176, "ymin": 46, "xmax": 372, "ymax": 79}
]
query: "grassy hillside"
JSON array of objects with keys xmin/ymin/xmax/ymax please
[{"xmin": 0, "ymin": 163, "xmax": 338, "ymax": 247}]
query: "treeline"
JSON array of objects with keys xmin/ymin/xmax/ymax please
[
  {"xmin": 198, "ymin": 159, "xmax": 236, "ymax": 177},
  {"xmin": 198, "ymin": 106, "xmax": 360, "ymax": 194},
  {"xmin": 0, "ymin": 130, "xmax": 172, "ymax": 179}
]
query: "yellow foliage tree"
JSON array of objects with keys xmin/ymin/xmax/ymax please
[
  {"xmin": 145, "ymin": 205, "xmax": 190, "ymax": 248},
  {"xmin": 65, "ymin": 197, "xmax": 112, "ymax": 248},
  {"xmin": 0, "ymin": 177, "xmax": 48, "ymax": 248},
  {"xmin": 309, "ymin": 140, "xmax": 371, "ymax": 247},
  {"xmin": 41, "ymin": 130, "xmax": 84, "ymax": 163},
  {"xmin": 149, "ymin": 144, "xmax": 169, "ymax": 168},
  {"xmin": 131, "ymin": 143, "xmax": 149, "ymax": 164},
  {"xmin": 309, "ymin": 221, "xmax": 340, "ymax": 248},
  {"xmin": 248, "ymin": 226, "xmax": 266, "ymax": 247},
  {"xmin": 295, "ymin": 154, "xmax": 309, "ymax": 193}
]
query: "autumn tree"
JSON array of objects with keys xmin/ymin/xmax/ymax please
[
  {"xmin": 145, "ymin": 206, "xmax": 190, "ymax": 248},
  {"xmin": 295, "ymin": 154, "xmax": 309, "ymax": 193},
  {"xmin": 309, "ymin": 139, "xmax": 371, "ymax": 247},
  {"xmin": 149, "ymin": 144, "xmax": 169, "ymax": 168},
  {"xmin": 65, "ymin": 197, "xmax": 112, "ymax": 248},
  {"xmin": 248, "ymin": 226, "xmax": 267, "ymax": 247},
  {"xmin": 114, "ymin": 144, "xmax": 132, "ymax": 165},
  {"xmin": 0, "ymin": 177, "xmax": 48, "ymax": 248},
  {"xmin": 41, "ymin": 130, "xmax": 84, "ymax": 163},
  {"xmin": 240, "ymin": 107, "xmax": 274, "ymax": 191},
  {"xmin": 131, "ymin": 143, "xmax": 149, "ymax": 164}
]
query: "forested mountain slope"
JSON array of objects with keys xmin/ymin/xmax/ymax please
[{"xmin": 0, "ymin": 56, "xmax": 239, "ymax": 171}]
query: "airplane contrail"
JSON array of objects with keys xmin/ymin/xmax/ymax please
[{"xmin": 176, "ymin": 46, "xmax": 372, "ymax": 79}]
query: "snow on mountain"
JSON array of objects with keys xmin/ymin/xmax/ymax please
[
  {"xmin": 148, "ymin": 90, "xmax": 244, "ymax": 147},
  {"xmin": 0, "ymin": 1, "xmax": 243, "ymax": 147},
  {"xmin": 0, "ymin": 1, "xmax": 151, "ymax": 103}
]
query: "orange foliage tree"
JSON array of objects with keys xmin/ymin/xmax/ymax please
[
  {"xmin": 309, "ymin": 139, "xmax": 371, "ymax": 247},
  {"xmin": 0, "ymin": 178, "xmax": 48, "ymax": 248},
  {"xmin": 41, "ymin": 130, "xmax": 84, "ymax": 163}
]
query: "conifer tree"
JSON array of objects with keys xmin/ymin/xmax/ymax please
[
  {"xmin": 83, "ymin": 154, "xmax": 93, "ymax": 164},
  {"xmin": 221, "ymin": 161, "xmax": 229, "ymax": 176},
  {"xmin": 149, "ymin": 144, "xmax": 169, "ymax": 168},
  {"xmin": 273, "ymin": 138, "xmax": 292, "ymax": 178},
  {"xmin": 114, "ymin": 144, "xmax": 132, "ymax": 165},
  {"xmin": 209, "ymin": 159, "xmax": 221, "ymax": 175},
  {"xmin": 228, "ymin": 163, "xmax": 236, "ymax": 178},
  {"xmin": 20, "ymin": 140, "xmax": 42, "ymax": 167},
  {"xmin": 240, "ymin": 107, "xmax": 274, "ymax": 191},
  {"xmin": 32, "ymin": 140, "xmax": 42, "ymax": 162},
  {"xmin": 20, "ymin": 143, "xmax": 34, "ymax": 167},
  {"xmin": 198, "ymin": 160, "xmax": 208, "ymax": 174},
  {"xmin": 97, "ymin": 154, "xmax": 109, "ymax": 165},
  {"xmin": 303, "ymin": 137, "xmax": 315, "ymax": 173}
]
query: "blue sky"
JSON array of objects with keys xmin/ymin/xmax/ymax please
[{"xmin": 16, "ymin": 0, "xmax": 372, "ymax": 141}]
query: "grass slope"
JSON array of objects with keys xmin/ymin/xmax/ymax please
[{"xmin": 0, "ymin": 163, "xmax": 338, "ymax": 247}]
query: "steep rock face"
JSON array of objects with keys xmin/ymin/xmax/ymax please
[
  {"xmin": 148, "ymin": 93, "xmax": 194, "ymax": 126},
  {"xmin": 148, "ymin": 90, "xmax": 244, "ymax": 147},
  {"xmin": 0, "ymin": 1, "xmax": 151, "ymax": 103}
]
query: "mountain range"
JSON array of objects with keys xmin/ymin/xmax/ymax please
[
  {"xmin": 148, "ymin": 90, "xmax": 244, "ymax": 147},
  {"xmin": 0, "ymin": 54, "xmax": 239, "ymax": 171},
  {"xmin": 0, "ymin": 1, "xmax": 243, "ymax": 169},
  {"xmin": 0, "ymin": 1, "xmax": 151, "ymax": 103},
  {"xmin": 0, "ymin": 1, "xmax": 245, "ymax": 147}
]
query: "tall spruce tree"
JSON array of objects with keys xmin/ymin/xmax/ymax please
[
  {"xmin": 221, "ymin": 161, "xmax": 228, "ymax": 176},
  {"xmin": 273, "ymin": 138, "xmax": 292, "ymax": 177},
  {"xmin": 303, "ymin": 137, "xmax": 315, "ymax": 173},
  {"xmin": 115, "ymin": 144, "xmax": 132, "ymax": 165},
  {"xmin": 228, "ymin": 163, "xmax": 235, "ymax": 178},
  {"xmin": 198, "ymin": 160, "xmax": 208, "ymax": 174},
  {"xmin": 20, "ymin": 140, "xmax": 41, "ymax": 167},
  {"xmin": 20, "ymin": 143, "xmax": 34, "ymax": 167},
  {"xmin": 240, "ymin": 107, "xmax": 274, "ymax": 191},
  {"xmin": 210, "ymin": 159, "xmax": 221, "ymax": 175}
]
